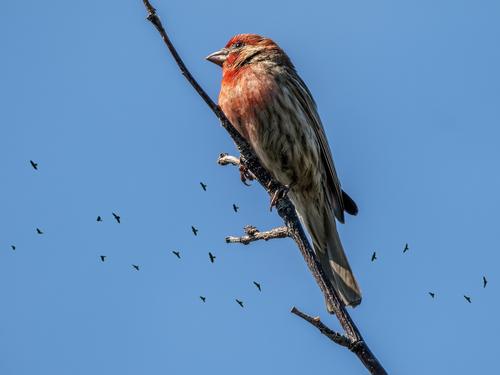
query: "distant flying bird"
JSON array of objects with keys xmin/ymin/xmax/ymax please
[
  {"xmin": 11, "ymin": 245, "xmax": 16, "ymax": 251},
  {"xmin": 96, "ymin": 216, "xmax": 102, "ymax": 222},
  {"xmin": 403, "ymin": 243, "xmax": 409, "ymax": 253},
  {"xmin": 235, "ymin": 299, "xmax": 244, "ymax": 308},
  {"xmin": 112, "ymin": 212, "xmax": 121, "ymax": 223},
  {"xmin": 253, "ymin": 281, "xmax": 261, "ymax": 291},
  {"xmin": 200, "ymin": 296, "xmax": 206, "ymax": 303},
  {"xmin": 371, "ymin": 252, "xmax": 377, "ymax": 262},
  {"xmin": 464, "ymin": 295, "xmax": 472, "ymax": 303},
  {"xmin": 233, "ymin": 204, "xmax": 239, "ymax": 212},
  {"xmin": 30, "ymin": 160, "xmax": 38, "ymax": 170},
  {"xmin": 132, "ymin": 264, "xmax": 140, "ymax": 271},
  {"xmin": 36, "ymin": 228, "xmax": 43, "ymax": 235},
  {"xmin": 428, "ymin": 292, "xmax": 435, "ymax": 299},
  {"xmin": 191, "ymin": 226, "xmax": 198, "ymax": 236},
  {"xmin": 200, "ymin": 182, "xmax": 207, "ymax": 191},
  {"xmin": 208, "ymin": 252, "xmax": 216, "ymax": 263},
  {"xmin": 483, "ymin": 276, "xmax": 488, "ymax": 288},
  {"xmin": 100, "ymin": 255, "xmax": 106, "ymax": 262},
  {"xmin": 172, "ymin": 251, "xmax": 181, "ymax": 259}
]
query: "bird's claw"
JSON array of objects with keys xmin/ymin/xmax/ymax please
[
  {"xmin": 239, "ymin": 163, "xmax": 254, "ymax": 186},
  {"xmin": 270, "ymin": 185, "xmax": 289, "ymax": 211}
]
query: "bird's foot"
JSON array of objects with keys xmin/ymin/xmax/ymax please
[
  {"xmin": 270, "ymin": 185, "xmax": 289, "ymax": 211},
  {"xmin": 239, "ymin": 160, "xmax": 255, "ymax": 186}
]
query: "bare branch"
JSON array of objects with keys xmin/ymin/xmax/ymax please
[
  {"xmin": 226, "ymin": 225, "xmax": 290, "ymax": 245},
  {"xmin": 217, "ymin": 153, "xmax": 240, "ymax": 166},
  {"xmin": 141, "ymin": 2, "xmax": 386, "ymax": 374},
  {"xmin": 291, "ymin": 307, "xmax": 351, "ymax": 348}
]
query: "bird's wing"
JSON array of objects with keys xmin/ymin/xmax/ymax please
[{"xmin": 287, "ymin": 73, "xmax": 349, "ymax": 222}]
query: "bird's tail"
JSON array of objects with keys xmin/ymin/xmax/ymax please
[{"xmin": 297, "ymin": 199, "xmax": 362, "ymax": 310}]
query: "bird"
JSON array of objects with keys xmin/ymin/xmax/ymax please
[
  {"xmin": 483, "ymin": 276, "xmax": 488, "ymax": 288},
  {"xmin": 207, "ymin": 34, "xmax": 361, "ymax": 310},
  {"xmin": 428, "ymin": 292, "xmax": 435, "ymax": 299},
  {"xmin": 464, "ymin": 295, "xmax": 471, "ymax": 303},
  {"xmin": 371, "ymin": 252, "xmax": 377, "ymax": 262},
  {"xmin": 30, "ymin": 160, "xmax": 38, "ymax": 170},
  {"xmin": 200, "ymin": 182, "xmax": 207, "ymax": 191},
  {"xmin": 112, "ymin": 212, "xmax": 120, "ymax": 223},
  {"xmin": 100, "ymin": 255, "xmax": 106, "ymax": 262},
  {"xmin": 11, "ymin": 245, "xmax": 16, "ymax": 251},
  {"xmin": 235, "ymin": 299, "xmax": 244, "ymax": 308},
  {"xmin": 200, "ymin": 296, "xmax": 206, "ymax": 302},
  {"xmin": 403, "ymin": 243, "xmax": 409, "ymax": 253},
  {"xmin": 191, "ymin": 226, "xmax": 198, "ymax": 236},
  {"xmin": 172, "ymin": 251, "xmax": 181, "ymax": 259},
  {"xmin": 96, "ymin": 216, "xmax": 102, "ymax": 222},
  {"xmin": 208, "ymin": 252, "xmax": 216, "ymax": 263},
  {"xmin": 132, "ymin": 264, "xmax": 140, "ymax": 271},
  {"xmin": 253, "ymin": 281, "xmax": 261, "ymax": 291},
  {"xmin": 232, "ymin": 204, "xmax": 239, "ymax": 212},
  {"xmin": 36, "ymin": 228, "xmax": 43, "ymax": 235}
]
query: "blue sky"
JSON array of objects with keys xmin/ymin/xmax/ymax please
[{"xmin": 1, "ymin": 0, "xmax": 499, "ymax": 374}]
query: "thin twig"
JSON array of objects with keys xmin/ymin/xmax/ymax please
[
  {"xmin": 140, "ymin": 2, "xmax": 386, "ymax": 374},
  {"xmin": 226, "ymin": 225, "xmax": 290, "ymax": 245},
  {"xmin": 291, "ymin": 307, "xmax": 351, "ymax": 348}
]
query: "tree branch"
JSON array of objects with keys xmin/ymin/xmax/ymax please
[
  {"xmin": 140, "ymin": 2, "xmax": 386, "ymax": 374},
  {"xmin": 226, "ymin": 225, "xmax": 290, "ymax": 245}
]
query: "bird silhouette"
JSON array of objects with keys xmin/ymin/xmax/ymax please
[
  {"xmin": 96, "ymin": 216, "xmax": 102, "ymax": 222},
  {"xmin": 236, "ymin": 299, "xmax": 244, "ymax": 308},
  {"xmin": 112, "ymin": 213, "xmax": 121, "ymax": 223},
  {"xmin": 200, "ymin": 296, "xmax": 206, "ymax": 302},
  {"xmin": 371, "ymin": 252, "xmax": 377, "ymax": 262},
  {"xmin": 403, "ymin": 243, "xmax": 409, "ymax": 253},
  {"xmin": 233, "ymin": 204, "xmax": 239, "ymax": 212},
  {"xmin": 191, "ymin": 226, "xmax": 198, "ymax": 236},
  {"xmin": 30, "ymin": 160, "xmax": 38, "ymax": 170},
  {"xmin": 253, "ymin": 281, "xmax": 261, "ymax": 291},
  {"xmin": 132, "ymin": 265, "xmax": 140, "ymax": 271},
  {"xmin": 36, "ymin": 228, "xmax": 43, "ymax": 235},
  {"xmin": 200, "ymin": 182, "xmax": 207, "ymax": 191},
  {"xmin": 11, "ymin": 245, "xmax": 16, "ymax": 251},
  {"xmin": 483, "ymin": 276, "xmax": 488, "ymax": 288},
  {"xmin": 100, "ymin": 255, "xmax": 106, "ymax": 262},
  {"xmin": 464, "ymin": 295, "xmax": 472, "ymax": 303},
  {"xmin": 428, "ymin": 292, "xmax": 435, "ymax": 299},
  {"xmin": 172, "ymin": 251, "xmax": 181, "ymax": 259},
  {"xmin": 208, "ymin": 252, "xmax": 216, "ymax": 263}
]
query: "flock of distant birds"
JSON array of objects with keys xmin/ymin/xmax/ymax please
[
  {"xmin": 19, "ymin": 160, "xmax": 256, "ymax": 308},
  {"xmin": 16, "ymin": 160, "xmax": 489, "ymax": 306}
]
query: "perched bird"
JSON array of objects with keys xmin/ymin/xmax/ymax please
[
  {"xmin": 172, "ymin": 251, "xmax": 181, "ymax": 259},
  {"xmin": 371, "ymin": 252, "xmax": 377, "ymax": 262},
  {"xmin": 200, "ymin": 296, "xmax": 206, "ymax": 303},
  {"xmin": 233, "ymin": 204, "xmax": 239, "ymax": 212},
  {"xmin": 30, "ymin": 160, "xmax": 38, "ymax": 170},
  {"xmin": 208, "ymin": 252, "xmax": 216, "ymax": 263},
  {"xmin": 132, "ymin": 265, "xmax": 140, "ymax": 271},
  {"xmin": 483, "ymin": 276, "xmax": 488, "ymax": 288},
  {"xmin": 403, "ymin": 243, "xmax": 409, "ymax": 253},
  {"xmin": 208, "ymin": 34, "xmax": 361, "ymax": 310},
  {"xmin": 235, "ymin": 299, "xmax": 244, "ymax": 308},
  {"xmin": 96, "ymin": 216, "xmax": 102, "ymax": 222},
  {"xmin": 200, "ymin": 182, "xmax": 207, "ymax": 191},
  {"xmin": 112, "ymin": 212, "xmax": 121, "ymax": 223},
  {"xmin": 253, "ymin": 281, "xmax": 261, "ymax": 291},
  {"xmin": 100, "ymin": 255, "xmax": 106, "ymax": 262},
  {"xmin": 464, "ymin": 295, "xmax": 472, "ymax": 303},
  {"xmin": 11, "ymin": 245, "xmax": 16, "ymax": 251},
  {"xmin": 36, "ymin": 228, "xmax": 43, "ymax": 235},
  {"xmin": 428, "ymin": 292, "xmax": 435, "ymax": 299},
  {"xmin": 191, "ymin": 226, "xmax": 198, "ymax": 236}
]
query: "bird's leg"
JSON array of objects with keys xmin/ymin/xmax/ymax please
[
  {"xmin": 270, "ymin": 184, "xmax": 291, "ymax": 211},
  {"xmin": 239, "ymin": 157, "xmax": 255, "ymax": 186}
]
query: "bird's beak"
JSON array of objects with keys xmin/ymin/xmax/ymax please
[{"xmin": 205, "ymin": 48, "xmax": 229, "ymax": 66}]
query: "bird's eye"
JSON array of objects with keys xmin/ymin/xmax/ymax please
[{"xmin": 232, "ymin": 41, "xmax": 244, "ymax": 49}]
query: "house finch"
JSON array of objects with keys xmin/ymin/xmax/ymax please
[{"xmin": 207, "ymin": 34, "xmax": 361, "ymax": 309}]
